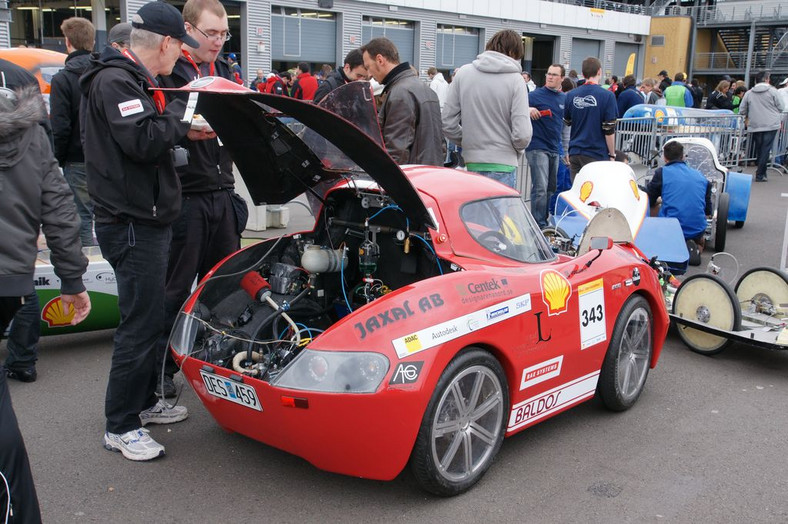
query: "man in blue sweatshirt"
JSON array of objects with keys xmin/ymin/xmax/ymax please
[
  {"xmin": 646, "ymin": 141, "xmax": 711, "ymax": 260},
  {"xmin": 526, "ymin": 64, "xmax": 566, "ymax": 227}
]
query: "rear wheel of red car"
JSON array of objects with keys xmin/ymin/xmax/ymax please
[
  {"xmin": 410, "ymin": 349, "xmax": 508, "ymax": 496},
  {"xmin": 598, "ymin": 295, "xmax": 653, "ymax": 412}
]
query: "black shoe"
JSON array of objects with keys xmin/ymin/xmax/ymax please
[
  {"xmin": 687, "ymin": 240, "xmax": 701, "ymax": 266},
  {"xmin": 755, "ymin": 177, "xmax": 767, "ymax": 182},
  {"xmin": 6, "ymin": 367, "xmax": 37, "ymax": 383},
  {"xmin": 155, "ymin": 375, "xmax": 177, "ymax": 398}
]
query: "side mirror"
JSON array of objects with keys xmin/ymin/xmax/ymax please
[{"xmin": 590, "ymin": 237, "xmax": 614, "ymax": 251}]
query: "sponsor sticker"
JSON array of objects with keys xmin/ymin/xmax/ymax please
[
  {"xmin": 578, "ymin": 278, "xmax": 606, "ymax": 349},
  {"xmin": 508, "ymin": 371, "xmax": 599, "ymax": 430},
  {"xmin": 354, "ymin": 293, "xmax": 444, "ymax": 340},
  {"xmin": 520, "ymin": 355, "xmax": 563, "ymax": 390},
  {"xmin": 455, "ymin": 277, "xmax": 513, "ymax": 305},
  {"xmin": 389, "ymin": 361, "xmax": 424, "ymax": 385},
  {"xmin": 41, "ymin": 296, "xmax": 75, "ymax": 327},
  {"xmin": 118, "ymin": 98, "xmax": 144, "ymax": 118},
  {"xmin": 199, "ymin": 370, "xmax": 262, "ymax": 411},
  {"xmin": 392, "ymin": 293, "xmax": 531, "ymax": 358},
  {"xmin": 541, "ymin": 270, "xmax": 572, "ymax": 316}
]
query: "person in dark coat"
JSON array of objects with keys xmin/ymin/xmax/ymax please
[
  {"xmin": 80, "ymin": 1, "xmax": 203, "ymax": 462},
  {"xmin": 51, "ymin": 16, "xmax": 96, "ymax": 248},
  {"xmin": 155, "ymin": 0, "xmax": 248, "ymax": 399},
  {"xmin": 0, "ymin": 84, "xmax": 91, "ymax": 524},
  {"xmin": 361, "ymin": 37, "xmax": 444, "ymax": 166},
  {"xmin": 706, "ymin": 80, "xmax": 733, "ymax": 110},
  {"xmin": 313, "ymin": 48, "xmax": 368, "ymax": 104},
  {"xmin": 617, "ymin": 74, "xmax": 642, "ymax": 117}
]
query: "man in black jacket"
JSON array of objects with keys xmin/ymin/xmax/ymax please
[
  {"xmin": 313, "ymin": 48, "xmax": 368, "ymax": 104},
  {"xmin": 156, "ymin": 0, "xmax": 248, "ymax": 398},
  {"xmin": 51, "ymin": 16, "xmax": 96, "ymax": 247},
  {"xmin": 80, "ymin": 1, "xmax": 205, "ymax": 462}
]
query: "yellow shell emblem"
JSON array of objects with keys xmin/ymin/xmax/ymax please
[
  {"xmin": 654, "ymin": 109, "xmax": 665, "ymax": 124},
  {"xmin": 41, "ymin": 297, "xmax": 75, "ymax": 327},
  {"xmin": 579, "ymin": 181, "xmax": 594, "ymax": 203},
  {"xmin": 630, "ymin": 180, "xmax": 640, "ymax": 200},
  {"xmin": 540, "ymin": 270, "xmax": 572, "ymax": 316}
]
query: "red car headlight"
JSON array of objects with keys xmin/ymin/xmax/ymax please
[{"xmin": 272, "ymin": 350, "xmax": 389, "ymax": 393}]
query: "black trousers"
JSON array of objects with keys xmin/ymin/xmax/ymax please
[
  {"xmin": 96, "ymin": 222, "xmax": 170, "ymax": 434},
  {"xmin": 0, "ymin": 296, "xmax": 42, "ymax": 523},
  {"xmin": 157, "ymin": 191, "xmax": 242, "ymax": 378}
]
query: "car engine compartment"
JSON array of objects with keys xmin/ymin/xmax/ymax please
[{"xmin": 175, "ymin": 182, "xmax": 452, "ymax": 382}]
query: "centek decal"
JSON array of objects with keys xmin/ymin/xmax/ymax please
[
  {"xmin": 456, "ymin": 277, "xmax": 513, "ymax": 304},
  {"xmin": 355, "ymin": 294, "xmax": 444, "ymax": 339},
  {"xmin": 389, "ymin": 361, "xmax": 424, "ymax": 385}
]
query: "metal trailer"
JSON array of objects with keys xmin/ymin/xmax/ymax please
[{"xmin": 616, "ymin": 104, "xmax": 745, "ymax": 168}]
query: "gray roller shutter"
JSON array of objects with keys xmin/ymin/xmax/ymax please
[
  {"xmin": 362, "ymin": 18, "xmax": 415, "ymax": 65},
  {"xmin": 437, "ymin": 27, "xmax": 480, "ymax": 70},
  {"xmin": 613, "ymin": 43, "xmax": 640, "ymax": 77},
  {"xmin": 271, "ymin": 8, "xmax": 337, "ymax": 63},
  {"xmin": 571, "ymin": 38, "xmax": 602, "ymax": 74}
]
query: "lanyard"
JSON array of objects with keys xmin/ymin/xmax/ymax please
[
  {"xmin": 120, "ymin": 49, "xmax": 166, "ymax": 114},
  {"xmin": 182, "ymin": 50, "xmax": 215, "ymax": 78}
]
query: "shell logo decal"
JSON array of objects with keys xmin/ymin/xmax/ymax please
[
  {"xmin": 540, "ymin": 270, "xmax": 572, "ymax": 316},
  {"xmin": 630, "ymin": 180, "xmax": 640, "ymax": 200},
  {"xmin": 41, "ymin": 296, "xmax": 75, "ymax": 327},
  {"xmin": 654, "ymin": 108, "xmax": 665, "ymax": 124},
  {"xmin": 579, "ymin": 181, "xmax": 593, "ymax": 203}
]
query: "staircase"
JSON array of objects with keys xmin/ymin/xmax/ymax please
[{"xmin": 716, "ymin": 26, "xmax": 788, "ymax": 71}]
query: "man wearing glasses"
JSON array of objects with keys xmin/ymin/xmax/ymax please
[
  {"xmin": 526, "ymin": 64, "xmax": 566, "ymax": 228},
  {"xmin": 157, "ymin": 0, "xmax": 248, "ymax": 398}
]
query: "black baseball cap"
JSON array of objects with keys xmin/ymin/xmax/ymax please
[
  {"xmin": 131, "ymin": 2, "xmax": 199, "ymax": 49},
  {"xmin": 108, "ymin": 23, "xmax": 132, "ymax": 45},
  {"xmin": 658, "ymin": 70, "xmax": 668, "ymax": 77}
]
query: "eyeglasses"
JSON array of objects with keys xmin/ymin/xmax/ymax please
[{"xmin": 194, "ymin": 26, "xmax": 231, "ymax": 42}]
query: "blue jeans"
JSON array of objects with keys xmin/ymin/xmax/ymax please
[
  {"xmin": 751, "ymin": 130, "xmax": 778, "ymax": 179},
  {"xmin": 96, "ymin": 222, "xmax": 171, "ymax": 434},
  {"xmin": 4, "ymin": 292, "xmax": 40, "ymax": 371},
  {"xmin": 469, "ymin": 169, "xmax": 517, "ymax": 189},
  {"xmin": 526, "ymin": 150, "xmax": 559, "ymax": 228},
  {"xmin": 63, "ymin": 162, "xmax": 95, "ymax": 246}
]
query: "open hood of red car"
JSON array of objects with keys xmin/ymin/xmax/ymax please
[{"xmin": 169, "ymin": 77, "xmax": 435, "ymax": 231}]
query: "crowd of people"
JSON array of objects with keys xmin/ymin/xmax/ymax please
[{"xmin": 2, "ymin": 0, "xmax": 788, "ymax": 517}]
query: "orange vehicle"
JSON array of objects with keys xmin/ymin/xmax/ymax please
[{"xmin": 0, "ymin": 47, "xmax": 66, "ymax": 97}]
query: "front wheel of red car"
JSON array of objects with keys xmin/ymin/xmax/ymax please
[
  {"xmin": 597, "ymin": 295, "xmax": 653, "ymax": 412},
  {"xmin": 410, "ymin": 348, "xmax": 508, "ymax": 496}
]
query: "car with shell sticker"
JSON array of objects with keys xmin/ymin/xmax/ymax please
[{"xmin": 165, "ymin": 78, "xmax": 669, "ymax": 496}]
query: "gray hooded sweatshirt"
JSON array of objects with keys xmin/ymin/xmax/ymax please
[
  {"xmin": 442, "ymin": 51, "xmax": 532, "ymax": 167},
  {"xmin": 0, "ymin": 86, "xmax": 87, "ymax": 296},
  {"xmin": 739, "ymin": 82, "xmax": 785, "ymax": 132}
]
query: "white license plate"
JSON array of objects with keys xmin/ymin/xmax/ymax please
[{"xmin": 199, "ymin": 370, "xmax": 263, "ymax": 412}]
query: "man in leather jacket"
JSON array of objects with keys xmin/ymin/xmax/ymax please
[{"xmin": 360, "ymin": 37, "xmax": 444, "ymax": 166}]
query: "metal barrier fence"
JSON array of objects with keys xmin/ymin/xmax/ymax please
[
  {"xmin": 731, "ymin": 112, "xmax": 788, "ymax": 176},
  {"xmin": 616, "ymin": 113, "xmax": 745, "ymax": 168}
]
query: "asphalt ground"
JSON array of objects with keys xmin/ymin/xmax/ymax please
[{"xmin": 3, "ymin": 165, "xmax": 788, "ymax": 522}]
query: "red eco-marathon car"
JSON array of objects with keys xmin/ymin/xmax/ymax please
[{"xmin": 166, "ymin": 79, "xmax": 669, "ymax": 496}]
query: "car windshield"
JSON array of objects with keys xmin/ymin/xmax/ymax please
[
  {"xmin": 461, "ymin": 197, "xmax": 555, "ymax": 263},
  {"xmin": 681, "ymin": 143, "xmax": 724, "ymax": 182}
]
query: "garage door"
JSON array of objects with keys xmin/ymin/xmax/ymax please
[
  {"xmin": 271, "ymin": 6, "xmax": 337, "ymax": 63},
  {"xmin": 613, "ymin": 42, "xmax": 640, "ymax": 77},
  {"xmin": 570, "ymin": 38, "xmax": 602, "ymax": 74},
  {"xmin": 361, "ymin": 17, "xmax": 415, "ymax": 65},
  {"xmin": 436, "ymin": 25, "xmax": 480, "ymax": 70}
]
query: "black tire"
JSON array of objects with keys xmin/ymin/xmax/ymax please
[
  {"xmin": 735, "ymin": 267, "xmax": 788, "ymax": 315},
  {"xmin": 734, "ymin": 220, "xmax": 744, "ymax": 229},
  {"xmin": 672, "ymin": 274, "xmax": 741, "ymax": 355},
  {"xmin": 598, "ymin": 295, "xmax": 653, "ymax": 412},
  {"xmin": 410, "ymin": 348, "xmax": 508, "ymax": 496},
  {"xmin": 714, "ymin": 192, "xmax": 729, "ymax": 252}
]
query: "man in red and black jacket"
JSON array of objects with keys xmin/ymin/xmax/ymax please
[
  {"xmin": 259, "ymin": 71, "xmax": 286, "ymax": 94},
  {"xmin": 291, "ymin": 61, "xmax": 318, "ymax": 101},
  {"xmin": 156, "ymin": 0, "xmax": 248, "ymax": 398}
]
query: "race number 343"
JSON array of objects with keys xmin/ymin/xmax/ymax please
[{"xmin": 578, "ymin": 279, "xmax": 606, "ymax": 349}]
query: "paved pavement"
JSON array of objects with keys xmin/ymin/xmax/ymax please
[{"xmin": 3, "ymin": 166, "xmax": 788, "ymax": 522}]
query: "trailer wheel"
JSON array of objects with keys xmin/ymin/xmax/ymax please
[
  {"xmin": 735, "ymin": 267, "xmax": 788, "ymax": 317},
  {"xmin": 672, "ymin": 274, "xmax": 741, "ymax": 355}
]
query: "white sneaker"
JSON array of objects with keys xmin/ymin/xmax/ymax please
[
  {"xmin": 103, "ymin": 428, "xmax": 165, "ymax": 461},
  {"xmin": 139, "ymin": 399, "xmax": 188, "ymax": 426}
]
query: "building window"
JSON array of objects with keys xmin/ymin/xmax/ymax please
[
  {"xmin": 650, "ymin": 35, "xmax": 665, "ymax": 46},
  {"xmin": 362, "ymin": 17, "xmax": 414, "ymax": 30},
  {"xmin": 436, "ymin": 25, "xmax": 479, "ymax": 36}
]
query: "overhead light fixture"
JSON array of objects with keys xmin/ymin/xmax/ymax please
[
  {"xmin": 227, "ymin": 14, "xmax": 240, "ymax": 18},
  {"xmin": 15, "ymin": 6, "xmax": 40, "ymax": 10}
]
